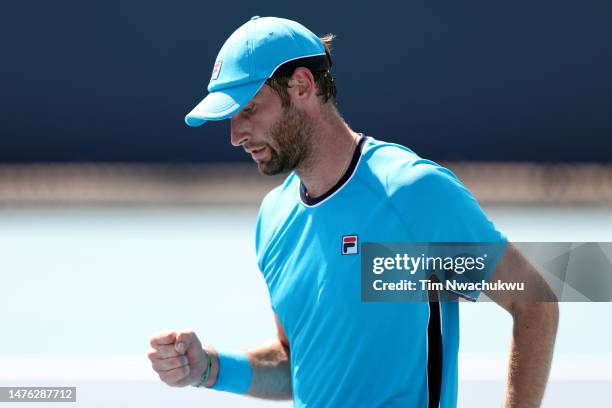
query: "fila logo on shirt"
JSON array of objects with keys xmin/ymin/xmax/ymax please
[{"xmin": 341, "ymin": 235, "xmax": 359, "ymax": 255}]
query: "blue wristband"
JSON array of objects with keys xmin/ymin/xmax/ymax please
[{"xmin": 211, "ymin": 350, "xmax": 252, "ymax": 394}]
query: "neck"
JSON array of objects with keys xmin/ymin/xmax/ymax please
[{"xmin": 295, "ymin": 111, "xmax": 360, "ymax": 198}]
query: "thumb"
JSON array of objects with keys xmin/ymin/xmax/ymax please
[{"xmin": 175, "ymin": 329, "xmax": 201, "ymax": 356}]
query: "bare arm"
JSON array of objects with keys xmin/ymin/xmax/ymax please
[
  {"xmin": 204, "ymin": 313, "xmax": 292, "ymax": 400},
  {"xmin": 149, "ymin": 314, "xmax": 292, "ymax": 400},
  {"xmin": 485, "ymin": 243, "xmax": 559, "ymax": 408}
]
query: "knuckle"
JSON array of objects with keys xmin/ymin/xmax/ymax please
[
  {"xmin": 162, "ymin": 346, "xmax": 179, "ymax": 358},
  {"xmin": 181, "ymin": 328, "xmax": 194, "ymax": 335},
  {"xmin": 159, "ymin": 359, "xmax": 171, "ymax": 370},
  {"xmin": 154, "ymin": 330, "xmax": 175, "ymax": 342},
  {"xmin": 160, "ymin": 370, "xmax": 180, "ymax": 386},
  {"xmin": 163, "ymin": 357, "xmax": 178, "ymax": 371},
  {"xmin": 165, "ymin": 367, "xmax": 187, "ymax": 385},
  {"xmin": 154, "ymin": 356, "xmax": 186, "ymax": 372}
]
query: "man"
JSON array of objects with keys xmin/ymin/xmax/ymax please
[{"xmin": 148, "ymin": 16, "xmax": 558, "ymax": 407}]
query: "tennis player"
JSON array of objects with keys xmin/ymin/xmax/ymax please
[{"xmin": 148, "ymin": 16, "xmax": 558, "ymax": 407}]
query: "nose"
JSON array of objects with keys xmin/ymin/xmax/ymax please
[{"xmin": 230, "ymin": 116, "xmax": 250, "ymax": 147}]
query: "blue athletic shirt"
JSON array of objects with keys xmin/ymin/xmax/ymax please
[{"xmin": 255, "ymin": 135, "xmax": 507, "ymax": 407}]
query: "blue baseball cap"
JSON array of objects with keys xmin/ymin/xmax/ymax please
[{"xmin": 185, "ymin": 16, "xmax": 328, "ymax": 127}]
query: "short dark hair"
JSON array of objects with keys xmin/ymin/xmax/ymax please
[{"xmin": 265, "ymin": 34, "xmax": 337, "ymax": 107}]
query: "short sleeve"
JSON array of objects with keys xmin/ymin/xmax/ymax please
[{"xmin": 388, "ymin": 160, "xmax": 508, "ymax": 300}]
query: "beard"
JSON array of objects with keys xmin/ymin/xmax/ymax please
[{"xmin": 257, "ymin": 104, "xmax": 313, "ymax": 176}]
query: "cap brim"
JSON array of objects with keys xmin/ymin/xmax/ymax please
[{"xmin": 184, "ymin": 79, "xmax": 266, "ymax": 127}]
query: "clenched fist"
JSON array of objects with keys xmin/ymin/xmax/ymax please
[{"xmin": 148, "ymin": 329, "xmax": 211, "ymax": 387}]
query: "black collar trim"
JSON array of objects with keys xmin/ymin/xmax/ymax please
[{"xmin": 299, "ymin": 134, "xmax": 367, "ymax": 207}]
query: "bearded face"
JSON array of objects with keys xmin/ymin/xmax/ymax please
[{"xmin": 255, "ymin": 103, "xmax": 314, "ymax": 176}]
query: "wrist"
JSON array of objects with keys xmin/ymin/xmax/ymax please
[
  {"xmin": 210, "ymin": 350, "xmax": 252, "ymax": 394},
  {"xmin": 203, "ymin": 347, "xmax": 220, "ymax": 388},
  {"xmin": 192, "ymin": 346, "xmax": 219, "ymax": 388}
]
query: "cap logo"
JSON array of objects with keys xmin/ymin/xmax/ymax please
[{"xmin": 211, "ymin": 61, "xmax": 222, "ymax": 80}]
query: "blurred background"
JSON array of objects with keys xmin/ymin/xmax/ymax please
[{"xmin": 0, "ymin": 1, "xmax": 610, "ymax": 407}]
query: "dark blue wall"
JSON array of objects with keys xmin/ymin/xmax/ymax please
[{"xmin": 1, "ymin": 1, "xmax": 610, "ymax": 163}]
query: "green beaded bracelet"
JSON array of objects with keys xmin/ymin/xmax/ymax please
[{"xmin": 193, "ymin": 349, "xmax": 212, "ymax": 388}]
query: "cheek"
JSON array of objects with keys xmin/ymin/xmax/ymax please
[{"xmin": 258, "ymin": 113, "xmax": 284, "ymax": 143}]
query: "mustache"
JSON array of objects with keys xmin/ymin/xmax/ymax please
[{"xmin": 243, "ymin": 144, "xmax": 268, "ymax": 153}]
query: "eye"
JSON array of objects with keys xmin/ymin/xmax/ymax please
[{"xmin": 243, "ymin": 104, "xmax": 256, "ymax": 115}]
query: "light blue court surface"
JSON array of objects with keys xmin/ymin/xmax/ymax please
[{"xmin": 0, "ymin": 205, "xmax": 610, "ymax": 407}]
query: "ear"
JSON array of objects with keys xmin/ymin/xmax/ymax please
[{"xmin": 287, "ymin": 67, "xmax": 316, "ymax": 104}]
